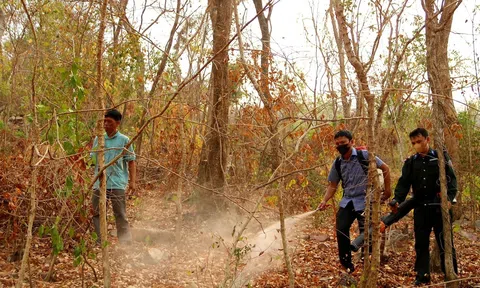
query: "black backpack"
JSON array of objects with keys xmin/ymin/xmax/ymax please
[{"xmin": 334, "ymin": 150, "xmax": 370, "ymax": 188}]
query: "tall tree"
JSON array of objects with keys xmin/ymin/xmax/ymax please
[
  {"xmin": 16, "ymin": 1, "xmax": 39, "ymax": 286},
  {"xmin": 331, "ymin": 0, "xmax": 414, "ymax": 285},
  {"xmin": 234, "ymin": 0, "xmax": 294, "ymax": 286},
  {"xmin": 423, "ymin": 0, "xmax": 462, "ymax": 285},
  {"xmin": 197, "ymin": 0, "xmax": 233, "ymax": 193},
  {"xmin": 249, "ymin": 0, "xmax": 295, "ymax": 284},
  {"xmin": 0, "ymin": 7, "xmax": 5, "ymax": 74},
  {"xmin": 94, "ymin": 0, "xmax": 110, "ymax": 286},
  {"xmin": 327, "ymin": 2, "xmax": 351, "ymax": 125},
  {"xmin": 333, "ymin": 2, "xmax": 381, "ymax": 285},
  {"xmin": 423, "ymin": 0, "xmax": 462, "ymax": 164}
]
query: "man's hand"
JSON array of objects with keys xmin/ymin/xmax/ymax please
[
  {"xmin": 317, "ymin": 201, "xmax": 328, "ymax": 211},
  {"xmin": 381, "ymin": 189, "xmax": 392, "ymax": 202},
  {"xmin": 379, "ymin": 221, "xmax": 387, "ymax": 233},
  {"xmin": 128, "ymin": 161, "xmax": 136, "ymax": 195},
  {"xmin": 388, "ymin": 199, "xmax": 399, "ymax": 214},
  {"xmin": 128, "ymin": 182, "xmax": 137, "ymax": 193}
]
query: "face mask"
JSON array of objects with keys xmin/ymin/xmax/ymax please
[
  {"xmin": 336, "ymin": 144, "xmax": 350, "ymax": 155},
  {"xmin": 414, "ymin": 143, "xmax": 425, "ymax": 153}
]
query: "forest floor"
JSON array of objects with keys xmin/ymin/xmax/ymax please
[{"xmin": 1, "ymin": 185, "xmax": 480, "ymax": 288}]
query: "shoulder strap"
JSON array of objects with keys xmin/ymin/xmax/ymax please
[
  {"xmin": 434, "ymin": 149, "xmax": 453, "ymax": 169},
  {"xmin": 334, "ymin": 156, "xmax": 344, "ymax": 188},
  {"xmin": 356, "ymin": 150, "xmax": 369, "ymax": 175}
]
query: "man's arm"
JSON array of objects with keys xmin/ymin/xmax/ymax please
[
  {"xmin": 379, "ymin": 163, "xmax": 391, "ymax": 201},
  {"xmin": 393, "ymin": 158, "xmax": 412, "ymax": 204},
  {"xmin": 128, "ymin": 160, "xmax": 136, "ymax": 191},
  {"xmin": 317, "ymin": 181, "xmax": 338, "ymax": 210}
]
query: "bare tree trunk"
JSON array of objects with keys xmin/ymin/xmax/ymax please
[
  {"xmin": 233, "ymin": 2, "xmax": 293, "ymax": 285},
  {"xmin": 95, "ymin": 0, "xmax": 110, "ymax": 286},
  {"xmin": 424, "ymin": 1, "xmax": 462, "ymax": 285},
  {"xmin": 432, "ymin": 106, "xmax": 458, "ymax": 287},
  {"xmin": 197, "ymin": 0, "xmax": 232, "ymax": 193},
  {"xmin": 175, "ymin": 117, "xmax": 186, "ymax": 242},
  {"xmin": 16, "ymin": 1, "xmax": 38, "ymax": 287},
  {"xmin": 17, "ymin": 160, "xmax": 38, "ymax": 288},
  {"xmin": 364, "ymin": 106, "xmax": 382, "ymax": 288},
  {"xmin": 251, "ymin": 0, "xmax": 282, "ymax": 172},
  {"xmin": 328, "ymin": 1, "xmax": 350, "ymax": 123},
  {"xmin": 466, "ymin": 110, "xmax": 476, "ymax": 228},
  {"xmin": 0, "ymin": 7, "xmax": 5, "ymax": 75},
  {"xmin": 332, "ymin": 1, "xmax": 382, "ymax": 285},
  {"xmin": 423, "ymin": 0, "xmax": 462, "ymax": 220},
  {"xmin": 278, "ymin": 185, "xmax": 295, "ymax": 288}
]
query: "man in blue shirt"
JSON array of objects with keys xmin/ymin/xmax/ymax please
[
  {"xmin": 91, "ymin": 109, "xmax": 136, "ymax": 245},
  {"xmin": 317, "ymin": 130, "xmax": 392, "ymax": 272}
]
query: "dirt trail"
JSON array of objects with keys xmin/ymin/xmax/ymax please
[
  {"xmin": 3, "ymin": 186, "xmax": 479, "ymax": 287},
  {"xmin": 116, "ymin": 188, "xmax": 317, "ymax": 288},
  {"xmin": 0, "ymin": 186, "xmax": 312, "ymax": 288}
]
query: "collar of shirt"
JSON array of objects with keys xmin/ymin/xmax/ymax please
[
  {"xmin": 342, "ymin": 147, "xmax": 358, "ymax": 160},
  {"xmin": 413, "ymin": 148, "xmax": 435, "ymax": 160},
  {"xmin": 105, "ymin": 131, "xmax": 119, "ymax": 140}
]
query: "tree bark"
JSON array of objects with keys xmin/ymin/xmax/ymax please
[
  {"xmin": 333, "ymin": 1, "xmax": 382, "ymax": 285},
  {"xmin": 251, "ymin": 0, "xmax": 282, "ymax": 172},
  {"xmin": 0, "ymin": 7, "xmax": 5, "ymax": 76},
  {"xmin": 466, "ymin": 110, "xmax": 476, "ymax": 229},
  {"xmin": 16, "ymin": 1, "xmax": 39, "ymax": 287},
  {"xmin": 175, "ymin": 117, "xmax": 186, "ymax": 242},
  {"xmin": 328, "ymin": 1, "xmax": 350, "ymax": 124},
  {"xmin": 197, "ymin": 0, "xmax": 232, "ymax": 193},
  {"xmin": 423, "ymin": 0, "xmax": 462, "ymax": 220},
  {"xmin": 95, "ymin": 0, "xmax": 110, "ymax": 287},
  {"xmin": 432, "ymin": 104, "xmax": 458, "ymax": 286},
  {"xmin": 424, "ymin": 0, "xmax": 462, "ymax": 285},
  {"xmin": 250, "ymin": 1, "xmax": 294, "ymax": 284}
]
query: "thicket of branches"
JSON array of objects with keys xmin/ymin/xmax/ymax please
[{"xmin": 0, "ymin": 0, "xmax": 479, "ymax": 287}]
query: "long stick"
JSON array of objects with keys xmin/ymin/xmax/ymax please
[{"xmin": 16, "ymin": 0, "xmax": 39, "ymax": 286}]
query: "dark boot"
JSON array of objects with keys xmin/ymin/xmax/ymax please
[{"xmin": 414, "ymin": 273, "xmax": 430, "ymax": 286}]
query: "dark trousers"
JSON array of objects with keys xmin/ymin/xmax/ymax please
[
  {"xmin": 336, "ymin": 201, "xmax": 365, "ymax": 269},
  {"xmin": 414, "ymin": 205, "xmax": 458, "ymax": 278},
  {"xmin": 92, "ymin": 189, "xmax": 131, "ymax": 242}
]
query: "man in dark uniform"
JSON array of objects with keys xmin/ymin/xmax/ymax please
[
  {"xmin": 392, "ymin": 128, "xmax": 458, "ymax": 285},
  {"xmin": 317, "ymin": 130, "xmax": 392, "ymax": 273}
]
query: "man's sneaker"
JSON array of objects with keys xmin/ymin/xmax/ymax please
[{"xmin": 414, "ymin": 273, "xmax": 431, "ymax": 286}]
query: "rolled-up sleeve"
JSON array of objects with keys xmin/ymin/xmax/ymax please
[{"xmin": 375, "ymin": 156, "xmax": 384, "ymax": 167}]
